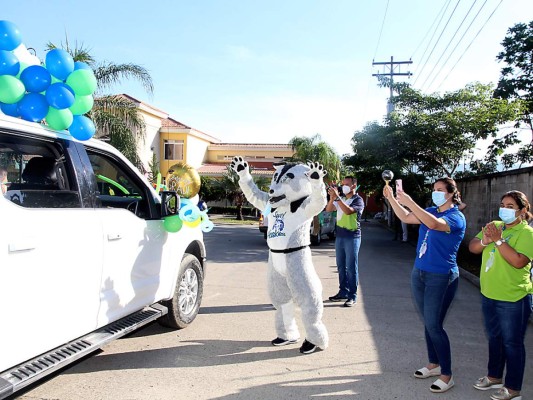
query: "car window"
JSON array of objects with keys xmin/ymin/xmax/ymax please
[
  {"xmin": 86, "ymin": 149, "xmax": 152, "ymax": 219},
  {"xmin": 0, "ymin": 132, "xmax": 81, "ymax": 208}
]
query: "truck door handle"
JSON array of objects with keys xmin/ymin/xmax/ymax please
[{"xmin": 107, "ymin": 233, "xmax": 122, "ymax": 241}]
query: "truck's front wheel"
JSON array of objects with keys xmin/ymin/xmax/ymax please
[{"xmin": 159, "ymin": 254, "xmax": 203, "ymax": 329}]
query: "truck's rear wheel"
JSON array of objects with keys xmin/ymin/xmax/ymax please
[{"xmin": 159, "ymin": 254, "xmax": 203, "ymax": 329}]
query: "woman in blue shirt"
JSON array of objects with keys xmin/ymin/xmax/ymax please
[{"xmin": 383, "ymin": 178, "xmax": 466, "ymax": 394}]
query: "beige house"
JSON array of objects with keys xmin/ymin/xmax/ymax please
[{"xmin": 122, "ymin": 94, "xmax": 294, "ymax": 179}]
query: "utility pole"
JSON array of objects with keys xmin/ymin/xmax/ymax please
[
  {"xmin": 372, "ymin": 56, "xmax": 412, "ymax": 228},
  {"xmin": 372, "ymin": 56, "xmax": 412, "ymax": 115}
]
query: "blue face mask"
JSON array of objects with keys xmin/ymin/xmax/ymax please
[
  {"xmin": 432, "ymin": 191, "xmax": 447, "ymax": 207},
  {"xmin": 499, "ymin": 207, "xmax": 518, "ymax": 224}
]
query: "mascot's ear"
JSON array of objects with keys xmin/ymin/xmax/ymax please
[{"xmin": 273, "ymin": 161, "xmax": 286, "ymax": 167}]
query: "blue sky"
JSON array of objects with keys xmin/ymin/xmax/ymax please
[{"xmin": 4, "ymin": 0, "xmax": 533, "ymax": 155}]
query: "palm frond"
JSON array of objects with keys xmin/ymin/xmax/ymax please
[
  {"xmin": 94, "ymin": 62, "xmax": 154, "ymax": 95},
  {"xmin": 92, "ymin": 95, "xmax": 146, "ymax": 142},
  {"xmin": 90, "ymin": 110, "xmax": 144, "ymax": 170},
  {"xmin": 45, "ymin": 39, "xmax": 95, "ymax": 64}
]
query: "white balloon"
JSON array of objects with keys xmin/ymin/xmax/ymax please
[{"xmin": 12, "ymin": 43, "xmax": 40, "ymax": 66}]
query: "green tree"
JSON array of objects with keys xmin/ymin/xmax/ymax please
[
  {"xmin": 493, "ymin": 21, "xmax": 533, "ymax": 167},
  {"xmin": 217, "ymin": 166, "xmax": 247, "ymax": 220},
  {"xmin": 288, "ymin": 134, "xmax": 341, "ymax": 182},
  {"xmin": 389, "ymin": 82, "xmax": 522, "ymax": 177},
  {"xmin": 494, "ymin": 21, "xmax": 533, "ymax": 139},
  {"xmin": 46, "ymin": 40, "xmax": 153, "ymax": 170},
  {"xmin": 147, "ymin": 152, "xmax": 160, "ymax": 185}
]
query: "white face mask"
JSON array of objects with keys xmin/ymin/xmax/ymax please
[{"xmin": 342, "ymin": 185, "xmax": 352, "ymax": 195}]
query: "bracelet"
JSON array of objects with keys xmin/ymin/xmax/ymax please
[{"xmin": 480, "ymin": 239, "xmax": 488, "ymax": 247}]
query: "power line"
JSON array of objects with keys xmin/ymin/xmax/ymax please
[
  {"xmin": 425, "ymin": 0, "xmax": 488, "ymax": 92},
  {"xmin": 414, "ymin": 0, "xmax": 462, "ymax": 87},
  {"xmin": 412, "ymin": 0, "xmax": 453, "ymax": 80},
  {"xmin": 435, "ymin": 0, "xmax": 503, "ymax": 91},
  {"xmin": 420, "ymin": 0, "xmax": 479, "ymax": 91},
  {"xmin": 411, "ymin": 0, "xmax": 450, "ymax": 60},
  {"xmin": 373, "ymin": 0, "xmax": 390, "ymax": 60}
]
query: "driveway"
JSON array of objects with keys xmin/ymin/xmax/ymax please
[{"xmin": 15, "ymin": 221, "xmax": 533, "ymax": 400}]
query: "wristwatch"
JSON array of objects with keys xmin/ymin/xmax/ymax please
[{"xmin": 495, "ymin": 239, "xmax": 504, "ymax": 247}]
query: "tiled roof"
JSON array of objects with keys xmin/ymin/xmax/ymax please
[{"xmin": 161, "ymin": 117, "xmax": 191, "ymax": 129}]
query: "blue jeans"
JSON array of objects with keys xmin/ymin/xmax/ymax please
[
  {"xmin": 411, "ymin": 267, "xmax": 459, "ymax": 376},
  {"xmin": 482, "ymin": 294, "xmax": 532, "ymax": 391},
  {"xmin": 335, "ymin": 235, "xmax": 361, "ymax": 301}
]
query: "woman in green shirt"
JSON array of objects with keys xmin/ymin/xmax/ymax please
[{"xmin": 469, "ymin": 190, "xmax": 533, "ymax": 400}]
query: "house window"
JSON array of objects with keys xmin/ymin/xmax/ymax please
[{"xmin": 164, "ymin": 140, "xmax": 184, "ymax": 160}]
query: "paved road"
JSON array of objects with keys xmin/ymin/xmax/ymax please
[{"xmin": 16, "ymin": 220, "xmax": 533, "ymax": 400}]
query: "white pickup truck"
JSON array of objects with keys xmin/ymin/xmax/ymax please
[{"xmin": 0, "ymin": 115, "xmax": 206, "ymax": 399}]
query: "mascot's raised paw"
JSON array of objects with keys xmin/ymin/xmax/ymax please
[
  {"xmin": 230, "ymin": 156, "xmax": 249, "ymax": 176},
  {"xmin": 306, "ymin": 162, "xmax": 327, "ymax": 181}
]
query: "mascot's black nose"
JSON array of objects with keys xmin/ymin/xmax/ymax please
[{"xmin": 269, "ymin": 189, "xmax": 274, "ymax": 194}]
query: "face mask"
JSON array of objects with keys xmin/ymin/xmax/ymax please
[
  {"xmin": 499, "ymin": 207, "xmax": 518, "ymax": 224},
  {"xmin": 342, "ymin": 185, "xmax": 352, "ymax": 195},
  {"xmin": 432, "ymin": 191, "xmax": 447, "ymax": 207}
]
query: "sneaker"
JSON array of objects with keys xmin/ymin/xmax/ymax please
[
  {"xmin": 271, "ymin": 337, "xmax": 298, "ymax": 346},
  {"xmin": 473, "ymin": 376, "xmax": 504, "ymax": 391},
  {"xmin": 490, "ymin": 387, "xmax": 522, "ymax": 400},
  {"xmin": 329, "ymin": 293, "xmax": 347, "ymax": 302},
  {"xmin": 344, "ymin": 299, "xmax": 356, "ymax": 307},
  {"xmin": 299, "ymin": 339, "xmax": 317, "ymax": 354}
]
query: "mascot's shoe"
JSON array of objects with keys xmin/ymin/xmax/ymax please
[
  {"xmin": 328, "ymin": 293, "xmax": 348, "ymax": 302},
  {"xmin": 299, "ymin": 339, "xmax": 317, "ymax": 354},
  {"xmin": 271, "ymin": 337, "xmax": 299, "ymax": 346}
]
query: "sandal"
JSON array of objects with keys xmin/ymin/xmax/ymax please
[
  {"xmin": 414, "ymin": 366, "xmax": 441, "ymax": 379},
  {"xmin": 430, "ymin": 377, "xmax": 455, "ymax": 393}
]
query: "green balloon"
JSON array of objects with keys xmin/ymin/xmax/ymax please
[
  {"xmin": 66, "ymin": 69, "xmax": 97, "ymax": 96},
  {"xmin": 0, "ymin": 75, "xmax": 25, "ymax": 104},
  {"xmin": 45, "ymin": 107, "xmax": 73, "ymax": 131},
  {"xmin": 69, "ymin": 94, "xmax": 94, "ymax": 115},
  {"xmin": 51, "ymin": 76, "xmax": 62, "ymax": 84},
  {"xmin": 164, "ymin": 215, "xmax": 183, "ymax": 233}
]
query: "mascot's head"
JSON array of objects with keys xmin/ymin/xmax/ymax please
[{"xmin": 269, "ymin": 163, "xmax": 313, "ymax": 209}]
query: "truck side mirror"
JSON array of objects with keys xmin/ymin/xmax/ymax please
[{"xmin": 161, "ymin": 191, "xmax": 179, "ymax": 217}]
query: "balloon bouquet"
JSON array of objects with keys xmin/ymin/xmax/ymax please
[
  {"xmin": 159, "ymin": 163, "xmax": 214, "ymax": 234},
  {"xmin": 0, "ymin": 20, "xmax": 96, "ymax": 140}
]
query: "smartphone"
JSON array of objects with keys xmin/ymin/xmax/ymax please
[{"xmin": 395, "ymin": 179, "xmax": 403, "ymax": 192}]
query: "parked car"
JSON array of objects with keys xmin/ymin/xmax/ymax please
[
  {"xmin": 259, "ymin": 209, "xmax": 336, "ymax": 245},
  {"xmin": 0, "ymin": 115, "xmax": 206, "ymax": 399}
]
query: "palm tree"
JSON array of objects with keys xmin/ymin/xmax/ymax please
[
  {"xmin": 288, "ymin": 134, "xmax": 342, "ymax": 183},
  {"xmin": 46, "ymin": 40, "xmax": 153, "ymax": 170}
]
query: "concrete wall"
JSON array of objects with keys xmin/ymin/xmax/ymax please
[{"xmin": 457, "ymin": 166, "xmax": 533, "ymax": 240}]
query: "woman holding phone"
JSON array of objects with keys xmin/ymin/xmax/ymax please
[
  {"xmin": 469, "ymin": 190, "xmax": 532, "ymax": 400},
  {"xmin": 383, "ymin": 177, "xmax": 466, "ymax": 394}
]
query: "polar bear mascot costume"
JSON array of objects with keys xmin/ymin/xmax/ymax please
[{"xmin": 230, "ymin": 156, "xmax": 329, "ymax": 354}]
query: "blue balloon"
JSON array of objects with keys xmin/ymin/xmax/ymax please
[
  {"xmin": 0, "ymin": 21, "xmax": 22, "ymax": 51},
  {"xmin": 20, "ymin": 65, "xmax": 51, "ymax": 93},
  {"xmin": 0, "ymin": 50, "xmax": 20, "ymax": 75},
  {"xmin": 18, "ymin": 93, "xmax": 49, "ymax": 122},
  {"xmin": 69, "ymin": 115, "xmax": 95, "ymax": 141},
  {"xmin": 74, "ymin": 61, "xmax": 91, "ymax": 70},
  {"xmin": 45, "ymin": 49, "xmax": 74, "ymax": 80},
  {"xmin": 0, "ymin": 101, "xmax": 20, "ymax": 117},
  {"xmin": 45, "ymin": 82, "xmax": 75, "ymax": 109}
]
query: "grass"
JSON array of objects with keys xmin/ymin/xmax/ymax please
[{"xmin": 211, "ymin": 215, "xmax": 259, "ymax": 225}]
